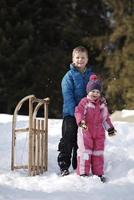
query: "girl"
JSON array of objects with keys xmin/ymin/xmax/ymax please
[{"xmin": 75, "ymin": 75, "xmax": 116, "ymax": 182}]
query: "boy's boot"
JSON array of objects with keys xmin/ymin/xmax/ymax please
[{"xmin": 61, "ymin": 169, "xmax": 70, "ymax": 176}]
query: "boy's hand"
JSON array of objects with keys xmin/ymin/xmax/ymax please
[
  {"xmin": 108, "ymin": 127, "xmax": 117, "ymax": 137},
  {"xmin": 79, "ymin": 120, "xmax": 87, "ymax": 129}
]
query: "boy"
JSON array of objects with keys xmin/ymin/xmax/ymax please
[{"xmin": 57, "ymin": 46, "xmax": 94, "ymax": 176}]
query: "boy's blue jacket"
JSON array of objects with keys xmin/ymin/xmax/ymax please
[{"xmin": 61, "ymin": 64, "xmax": 93, "ymax": 117}]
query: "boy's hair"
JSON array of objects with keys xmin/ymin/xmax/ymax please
[{"xmin": 72, "ymin": 46, "xmax": 89, "ymax": 57}]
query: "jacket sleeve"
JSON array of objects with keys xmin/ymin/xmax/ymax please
[
  {"xmin": 75, "ymin": 98, "xmax": 86, "ymax": 125},
  {"xmin": 61, "ymin": 72, "xmax": 76, "ymax": 116},
  {"xmin": 101, "ymin": 103, "xmax": 114, "ymax": 131}
]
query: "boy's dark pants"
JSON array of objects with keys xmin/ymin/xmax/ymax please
[{"xmin": 57, "ymin": 116, "xmax": 78, "ymax": 171}]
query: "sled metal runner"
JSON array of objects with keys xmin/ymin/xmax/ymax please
[{"xmin": 11, "ymin": 95, "xmax": 50, "ymax": 176}]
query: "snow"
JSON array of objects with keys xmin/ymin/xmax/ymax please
[
  {"xmin": 0, "ymin": 111, "xmax": 134, "ymax": 200},
  {"xmin": 122, "ymin": 110, "xmax": 134, "ymax": 117}
]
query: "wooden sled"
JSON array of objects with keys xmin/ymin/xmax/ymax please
[{"xmin": 11, "ymin": 95, "xmax": 50, "ymax": 176}]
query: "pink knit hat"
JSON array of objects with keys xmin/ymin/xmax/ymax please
[{"xmin": 86, "ymin": 74, "xmax": 102, "ymax": 93}]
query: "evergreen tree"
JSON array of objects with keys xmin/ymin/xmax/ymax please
[
  {"xmin": 0, "ymin": 0, "xmax": 111, "ymax": 117},
  {"xmin": 1, "ymin": 0, "xmax": 132, "ymax": 117},
  {"xmin": 102, "ymin": 0, "xmax": 134, "ymax": 112}
]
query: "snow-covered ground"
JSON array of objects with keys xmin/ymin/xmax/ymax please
[{"xmin": 0, "ymin": 111, "xmax": 134, "ymax": 200}]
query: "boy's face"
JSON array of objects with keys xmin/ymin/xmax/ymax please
[{"xmin": 72, "ymin": 51, "xmax": 88, "ymax": 69}]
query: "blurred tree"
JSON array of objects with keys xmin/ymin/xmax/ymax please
[
  {"xmin": 0, "ymin": 0, "xmax": 110, "ymax": 117},
  {"xmin": 0, "ymin": 0, "xmax": 133, "ymax": 117},
  {"xmin": 102, "ymin": 0, "xmax": 134, "ymax": 112}
]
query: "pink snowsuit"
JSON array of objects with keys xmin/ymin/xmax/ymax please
[{"xmin": 75, "ymin": 96, "xmax": 114, "ymax": 176}]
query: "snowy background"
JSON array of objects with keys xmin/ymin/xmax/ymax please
[{"xmin": 0, "ymin": 110, "xmax": 134, "ymax": 200}]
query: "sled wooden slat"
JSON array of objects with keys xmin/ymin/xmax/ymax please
[
  {"xmin": 14, "ymin": 165, "xmax": 28, "ymax": 169},
  {"xmin": 36, "ymin": 119, "xmax": 40, "ymax": 174},
  {"xmin": 41, "ymin": 120, "xmax": 44, "ymax": 174},
  {"xmin": 44, "ymin": 101, "xmax": 48, "ymax": 171},
  {"xmin": 11, "ymin": 95, "xmax": 50, "ymax": 176},
  {"xmin": 32, "ymin": 118, "xmax": 36, "ymax": 176},
  {"xmin": 15, "ymin": 128, "xmax": 29, "ymax": 132}
]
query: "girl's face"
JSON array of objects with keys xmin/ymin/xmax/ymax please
[
  {"xmin": 72, "ymin": 51, "xmax": 88, "ymax": 69},
  {"xmin": 87, "ymin": 89, "xmax": 101, "ymax": 100}
]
